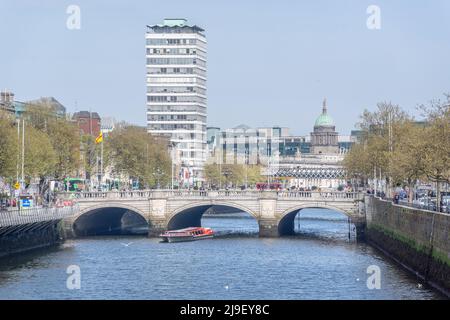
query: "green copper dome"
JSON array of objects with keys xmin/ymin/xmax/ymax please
[
  {"xmin": 315, "ymin": 113, "xmax": 334, "ymax": 126},
  {"xmin": 314, "ymin": 98, "xmax": 334, "ymax": 127}
]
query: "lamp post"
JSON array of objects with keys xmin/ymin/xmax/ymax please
[
  {"xmin": 21, "ymin": 118, "xmax": 25, "ymax": 186},
  {"xmin": 16, "ymin": 118, "xmax": 20, "ymax": 184},
  {"xmin": 245, "ymin": 148, "xmax": 249, "ymax": 189},
  {"xmin": 170, "ymin": 142, "xmax": 179, "ymax": 190},
  {"xmin": 153, "ymin": 168, "xmax": 163, "ymax": 189}
]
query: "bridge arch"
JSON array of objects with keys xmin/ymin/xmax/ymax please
[
  {"xmin": 278, "ymin": 204, "xmax": 354, "ymax": 236},
  {"xmin": 167, "ymin": 201, "xmax": 259, "ymax": 230},
  {"xmin": 73, "ymin": 203, "xmax": 149, "ymax": 236}
]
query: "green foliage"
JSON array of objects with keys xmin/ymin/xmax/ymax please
[
  {"xmin": 203, "ymin": 163, "xmax": 263, "ymax": 188},
  {"xmin": 0, "ymin": 112, "xmax": 18, "ymax": 180},
  {"xmin": 80, "ymin": 134, "xmax": 99, "ymax": 180},
  {"xmin": 203, "ymin": 163, "xmax": 221, "ymax": 186},
  {"xmin": 24, "ymin": 104, "xmax": 81, "ymax": 178},
  {"xmin": 106, "ymin": 126, "xmax": 171, "ymax": 188},
  {"xmin": 344, "ymin": 96, "xmax": 450, "ymax": 196},
  {"xmin": 46, "ymin": 119, "xmax": 81, "ymax": 178},
  {"xmin": 23, "ymin": 125, "xmax": 57, "ymax": 180}
]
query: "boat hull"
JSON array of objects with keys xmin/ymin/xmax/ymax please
[{"xmin": 160, "ymin": 234, "xmax": 214, "ymax": 243}]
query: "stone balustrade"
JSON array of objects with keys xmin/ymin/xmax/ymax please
[{"xmin": 0, "ymin": 205, "xmax": 79, "ymax": 228}]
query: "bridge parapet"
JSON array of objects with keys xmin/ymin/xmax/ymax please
[
  {"xmin": 277, "ymin": 191, "xmax": 363, "ymax": 201},
  {"xmin": 57, "ymin": 190, "xmax": 364, "ymax": 201},
  {"xmin": 57, "ymin": 191, "xmax": 152, "ymax": 200},
  {"xmin": 0, "ymin": 205, "xmax": 79, "ymax": 228}
]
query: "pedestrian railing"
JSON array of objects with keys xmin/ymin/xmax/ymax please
[
  {"xmin": 398, "ymin": 199, "xmax": 450, "ymax": 214},
  {"xmin": 0, "ymin": 205, "xmax": 79, "ymax": 228},
  {"xmin": 277, "ymin": 191, "xmax": 363, "ymax": 200},
  {"xmin": 56, "ymin": 190, "xmax": 364, "ymax": 201},
  {"xmin": 57, "ymin": 191, "xmax": 153, "ymax": 200}
]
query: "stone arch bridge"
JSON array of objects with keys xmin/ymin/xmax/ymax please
[{"xmin": 58, "ymin": 190, "xmax": 366, "ymax": 239}]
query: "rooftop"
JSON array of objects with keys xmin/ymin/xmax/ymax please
[
  {"xmin": 163, "ymin": 19, "xmax": 187, "ymax": 27},
  {"xmin": 147, "ymin": 18, "xmax": 205, "ymax": 34},
  {"xmin": 73, "ymin": 111, "xmax": 101, "ymax": 120}
]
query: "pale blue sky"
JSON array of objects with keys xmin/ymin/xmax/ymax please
[{"xmin": 1, "ymin": 0, "xmax": 449, "ymax": 135}]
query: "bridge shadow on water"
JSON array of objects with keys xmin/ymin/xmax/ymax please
[
  {"xmin": 202, "ymin": 206, "xmax": 260, "ymax": 238},
  {"xmin": 202, "ymin": 206, "xmax": 356, "ymax": 242},
  {"xmin": 73, "ymin": 207, "xmax": 149, "ymax": 237},
  {"xmin": 72, "ymin": 205, "xmax": 356, "ymax": 242},
  {"xmin": 289, "ymin": 208, "xmax": 358, "ymax": 243}
]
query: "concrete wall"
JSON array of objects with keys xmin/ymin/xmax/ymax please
[
  {"xmin": 365, "ymin": 196, "xmax": 450, "ymax": 293},
  {"xmin": 0, "ymin": 221, "xmax": 64, "ymax": 259}
]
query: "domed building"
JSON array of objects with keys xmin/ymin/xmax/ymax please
[{"xmin": 310, "ymin": 98, "xmax": 339, "ymax": 154}]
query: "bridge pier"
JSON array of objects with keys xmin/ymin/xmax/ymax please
[
  {"xmin": 61, "ymin": 218, "xmax": 76, "ymax": 239},
  {"xmin": 259, "ymin": 219, "xmax": 279, "ymax": 237},
  {"xmin": 147, "ymin": 218, "xmax": 167, "ymax": 237},
  {"xmin": 354, "ymin": 220, "xmax": 366, "ymax": 242}
]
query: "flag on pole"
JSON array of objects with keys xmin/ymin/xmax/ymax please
[{"xmin": 95, "ymin": 131, "xmax": 103, "ymax": 144}]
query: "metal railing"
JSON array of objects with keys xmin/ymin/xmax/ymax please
[
  {"xmin": 398, "ymin": 199, "xmax": 450, "ymax": 214},
  {"xmin": 0, "ymin": 205, "xmax": 79, "ymax": 228}
]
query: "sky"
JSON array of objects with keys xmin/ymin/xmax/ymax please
[{"xmin": 1, "ymin": 0, "xmax": 450, "ymax": 135}]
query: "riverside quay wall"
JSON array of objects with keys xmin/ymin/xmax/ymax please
[
  {"xmin": 0, "ymin": 206, "xmax": 77, "ymax": 259},
  {"xmin": 365, "ymin": 196, "xmax": 450, "ymax": 293}
]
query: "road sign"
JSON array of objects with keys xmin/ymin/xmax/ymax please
[
  {"xmin": 21, "ymin": 198, "xmax": 32, "ymax": 208},
  {"xmin": 14, "ymin": 182, "xmax": 20, "ymax": 190}
]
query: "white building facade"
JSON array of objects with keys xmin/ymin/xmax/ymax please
[{"xmin": 146, "ymin": 19, "xmax": 207, "ymax": 186}]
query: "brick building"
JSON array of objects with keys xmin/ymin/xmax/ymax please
[{"xmin": 73, "ymin": 111, "xmax": 101, "ymax": 136}]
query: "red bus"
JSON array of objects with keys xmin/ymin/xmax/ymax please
[{"xmin": 256, "ymin": 182, "xmax": 282, "ymax": 191}]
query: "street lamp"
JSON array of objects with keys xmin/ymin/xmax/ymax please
[
  {"xmin": 245, "ymin": 148, "xmax": 249, "ymax": 189},
  {"xmin": 170, "ymin": 142, "xmax": 179, "ymax": 190},
  {"xmin": 153, "ymin": 168, "xmax": 164, "ymax": 189}
]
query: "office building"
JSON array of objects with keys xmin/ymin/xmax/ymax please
[{"xmin": 146, "ymin": 19, "xmax": 207, "ymax": 186}]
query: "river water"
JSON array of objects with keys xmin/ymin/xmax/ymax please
[{"xmin": 0, "ymin": 209, "xmax": 445, "ymax": 300}]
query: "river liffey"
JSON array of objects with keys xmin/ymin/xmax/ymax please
[{"xmin": 0, "ymin": 209, "xmax": 445, "ymax": 299}]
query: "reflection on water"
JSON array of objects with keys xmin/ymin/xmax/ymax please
[{"xmin": 0, "ymin": 209, "xmax": 445, "ymax": 300}]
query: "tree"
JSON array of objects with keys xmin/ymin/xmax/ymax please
[
  {"xmin": 246, "ymin": 165, "xmax": 263, "ymax": 186},
  {"xmin": 343, "ymin": 142, "xmax": 372, "ymax": 183},
  {"xmin": 106, "ymin": 126, "xmax": 171, "ymax": 188},
  {"xmin": 23, "ymin": 103, "xmax": 81, "ymax": 179},
  {"xmin": 204, "ymin": 163, "xmax": 264, "ymax": 188},
  {"xmin": 345, "ymin": 102, "xmax": 412, "ymax": 195},
  {"xmin": 45, "ymin": 118, "xmax": 81, "ymax": 179},
  {"xmin": 390, "ymin": 121, "xmax": 427, "ymax": 201},
  {"xmin": 419, "ymin": 94, "xmax": 450, "ymax": 211},
  {"xmin": 0, "ymin": 112, "xmax": 18, "ymax": 181},
  {"xmin": 80, "ymin": 134, "xmax": 100, "ymax": 181},
  {"xmin": 345, "ymin": 95, "xmax": 450, "ymax": 209},
  {"xmin": 23, "ymin": 125, "xmax": 57, "ymax": 181},
  {"xmin": 204, "ymin": 163, "xmax": 221, "ymax": 187}
]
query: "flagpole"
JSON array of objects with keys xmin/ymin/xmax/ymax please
[
  {"xmin": 95, "ymin": 132, "xmax": 103, "ymax": 190},
  {"xmin": 21, "ymin": 118, "xmax": 25, "ymax": 185},
  {"xmin": 16, "ymin": 118, "xmax": 20, "ymax": 183},
  {"xmin": 100, "ymin": 135, "xmax": 103, "ymax": 189}
]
